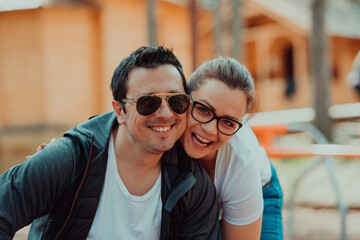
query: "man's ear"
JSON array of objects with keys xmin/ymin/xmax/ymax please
[{"xmin": 112, "ymin": 100, "xmax": 125, "ymax": 124}]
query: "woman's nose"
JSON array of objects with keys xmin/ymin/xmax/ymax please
[{"xmin": 201, "ymin": 119, "xmax": 218, "ymax": 135}]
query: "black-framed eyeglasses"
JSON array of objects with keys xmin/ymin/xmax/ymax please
[
  {"xmin": 191, "ymin": 101, "xmax": 243, "ymax": 136},
  {"xmin": 121, "ymin": 93, "xmax": 190, "ymax": 116}
]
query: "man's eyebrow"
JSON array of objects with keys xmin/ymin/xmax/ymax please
[
  {"xmin": 143, "ymin": 90, "xmax": 184, "ymax": 95},
  {"xmin": 198, "ymin": 99, "xmax": 241, "ymax": 122}
]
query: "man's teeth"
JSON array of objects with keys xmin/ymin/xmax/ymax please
[
  {"xmin": 193, "ymin": 134, "xmax": 211, "ymax": 147},
  {"xmin": 151, "ymin": 126, "xmax": 171, "ymax": 132}
]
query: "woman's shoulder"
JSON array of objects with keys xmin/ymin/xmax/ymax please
[
  {"xmin": 222, "ymin": 123, "xmax": 261, "ymax": 163},
  {"xmin": 232, "ymin": 122, "xmax": 260, "ymax": 147},
  {"xmin": 215, "ymin": 124, "xmax": 262, "ymax": 180}
]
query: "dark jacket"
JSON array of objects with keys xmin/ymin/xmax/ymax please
[{"xmin": 0, "ymin": 112, "xmax": 221, "ymax": 240}]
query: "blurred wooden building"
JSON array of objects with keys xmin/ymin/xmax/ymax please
[
  {"xmin": 195, "ymin": 0, "xmax": 360, "ymax": 111},
  {"xmin": 0, "ymin": 0, "xmax": 198, "ymax": 128},
  {"xmin": 239, "ymin": 0, "xmax": 360, "ymax": 111}
]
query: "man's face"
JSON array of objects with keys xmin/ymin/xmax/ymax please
[{"xmin": 118, "ymin": 64, "xmax": 187, "ymax": 155}]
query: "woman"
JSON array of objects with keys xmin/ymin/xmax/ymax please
[
  {"xmin": 181, "ymin": 57, "xmax": 283, "ymax": 240},
  {"xmin": 32, "ymin": 57, "xmax": 283, "ymax": 240}
]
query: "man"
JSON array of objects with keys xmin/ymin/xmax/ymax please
[{"xmin": 0, "ymin": 46, "xmax": 221, "ymax": 239}]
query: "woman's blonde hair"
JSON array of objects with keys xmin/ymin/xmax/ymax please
[{"xmin": 187, "ymin": 57, "xmax": 258, "ymax": 119}]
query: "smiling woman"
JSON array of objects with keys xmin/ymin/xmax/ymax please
[{"xmin": 180, "ymin": 57, "xmax": 283, "ymax": 240}]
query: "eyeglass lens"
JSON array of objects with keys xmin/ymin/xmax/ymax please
[{"xmin": 191, "ymin": 102, "xmax": 241, "ymax": 135}]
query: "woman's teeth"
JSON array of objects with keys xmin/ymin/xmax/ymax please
[{"xmin": 192, "ymin": 133, "xmax": 211, "ymax": 147}]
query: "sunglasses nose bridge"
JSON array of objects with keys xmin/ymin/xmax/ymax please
[
  {"xmin": 158, "ymin": 96, "xmax": 169, "ymax": 109},
  {"xmin": 154, "ymin": 97, "xmax": 174, "ymax": 117}
]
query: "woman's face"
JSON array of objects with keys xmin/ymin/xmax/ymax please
[{"xmin": 181, "ymin": 78, "xmax": 248, "ymax": 161}]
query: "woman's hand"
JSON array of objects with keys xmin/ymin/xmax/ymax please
[{"xmin": 25, "ymin": 138, "xmax": 58, "ymax": 160}]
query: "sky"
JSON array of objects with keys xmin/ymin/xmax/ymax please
[{"xmin": 0, "ymin": 0, "xmax": 44, "ymax": 11}]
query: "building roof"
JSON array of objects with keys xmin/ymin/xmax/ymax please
[
  {"xmin": 167, "ymin": 0, "xmax": 360, "ymax": 39},
  {"xmin": 248, "ymin": 0, "xmax": 360, "ymax": 39},
  {"xmin": 3, "ymin": 0, "xmax": 360, "ymax": 39},
  {"xmin": 0, "ymin": 0, "xmax": 43, "ymax": 11},
  {"xmin": 0, "ymin": 0, "xmax": 98, "ymax": 12}
]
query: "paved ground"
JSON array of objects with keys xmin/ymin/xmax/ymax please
[
  {"xmin": 283, "ymin": 207, "xmax": 360, "ymax": 240},
  {"xmin": 273, "ymin": 123, "xmax": 360, "ymax": 240}
]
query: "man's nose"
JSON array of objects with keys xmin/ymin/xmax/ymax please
[{"xmin": 154, "ymin": 99, "xmax": 173, "ymax": 118}]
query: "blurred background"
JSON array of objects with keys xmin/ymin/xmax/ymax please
[{"xmin": 0, "ymin": 0, "xmax": 359, "ymax": 239}]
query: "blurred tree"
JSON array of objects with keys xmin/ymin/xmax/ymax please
[
  {"xmin": 232, "ymin": 0, "xmax": 244, "ymax": 62},
  {"xmin": 213, "ymin": 0, "xmax": 221, "ymax": 56},
  {"xmin": 202, "ymin": 0, "xmax": 221, "ymax": 56},
  {"xmin": 147, "ymin": 0, "xmax": 157, "ymax": 46},
  {"xmin": 311, "ymin": 0, "xmax": 332, "ymax": 141},
  {"xmin": 190, "ymin": 0, "xmax": 197, "ymax": 71}
]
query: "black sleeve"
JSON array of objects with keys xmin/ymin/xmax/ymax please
[
  {"xmin": 0, "ymin": 137, "xmax": 79, "ymax": 238},
  {"xmin": 179, "ymin": 161, "xmax": 222, "ymax": 240}
]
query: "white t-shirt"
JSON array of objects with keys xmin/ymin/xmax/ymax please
[
  {"xmin": 214, "ymin": 122, "xmax": 271, "ymax": 226},
  {"xmin": 87, "ymin": 134, "xmax": 162, "ymax": 240}
]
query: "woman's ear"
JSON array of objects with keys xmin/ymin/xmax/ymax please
[{"xmin": 112, "ymin": 100, "xmax": 125, "ymax": 124}]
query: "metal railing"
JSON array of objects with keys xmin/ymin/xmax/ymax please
[{"xmin": 251, "ymin": 122, "xmax": 360, "ymax": 240}]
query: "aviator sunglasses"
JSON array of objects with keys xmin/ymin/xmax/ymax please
[{"xmin": 121, "ymin": 93, "xmax": 190, "ymax": 116}]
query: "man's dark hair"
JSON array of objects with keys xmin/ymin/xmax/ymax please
[{"xmin": 110, "ymin": 46, "xmax": 188, "ymax": 103}]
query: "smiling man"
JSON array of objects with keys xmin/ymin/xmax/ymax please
[{"xmin": 0, "ymin": 46, "xmax": 221, "ymax": 240}]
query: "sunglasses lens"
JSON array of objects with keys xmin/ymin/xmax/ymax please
[
  {"xmin": 168, "ymin": 94, "xmax": 190, "ymax": 114},
  {"xmin": 135, "ymin": 94, "xmax": 190, "ymax": 116},
  {"xmin": 136, "ymin": 96, "xmax": 162, "ymax": 116}
]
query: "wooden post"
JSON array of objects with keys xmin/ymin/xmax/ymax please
[
  {"xmin": 213, "ymin": 0, "xmax": 221, "ymax": 56},
  {"xmin": 232, "ymin": 0, "xmax": 239, "ymax": 60},
  {"xmin": 232, "ymin": 0, "xmax": 244, "ymax": 61},
  {"xmin": 311, "ymin": 0, "xmax": 332, "ymax": 141},
  {"xmin": 190, "ymin": 0, "xmax": 197, "ymax": 71},
  {"xmin": 147, "ymin": 0, "xmax": 156, "ymax": 46}
]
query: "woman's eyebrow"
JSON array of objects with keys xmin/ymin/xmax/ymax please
[
  {"xmin": 197, "ymin": 99, "xmax": 216, "ymax": 112},
  {"xmin": 198, "ymin": 99, "xmax": 241, "ymax": 121}
]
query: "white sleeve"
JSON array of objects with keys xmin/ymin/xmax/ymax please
[{"xmin": 215, "ymin": 142, "xmax": 264, "ymax": 226}]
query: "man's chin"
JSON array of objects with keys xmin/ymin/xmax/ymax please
[{"xmin": 151, "ymin": 142, "xmax": 177, "ymax": 154}]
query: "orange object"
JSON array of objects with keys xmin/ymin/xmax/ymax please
[
  {"xmin": 263, "ymin": 144, "xmax": 360, "ymax": 159},
  {"xmin": 251, "ymin": 124, "xmax": 289, "ymax": 146},
  {"xmin": 252, "ymin": 124, "xmax": 360, "ymax": 159}
]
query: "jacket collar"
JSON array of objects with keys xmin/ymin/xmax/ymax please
[
  {"xmin": 65, "ymin": 111, "xmax": 117, "ymax": 155},
  {"xmin": 65, "ymin": 111, "xmax": 190, "ymax": 179}
]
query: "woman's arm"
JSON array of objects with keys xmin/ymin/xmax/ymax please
[{"xmin": 222, "ymin": 215, "xmax": 262, "ymax": 240}]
